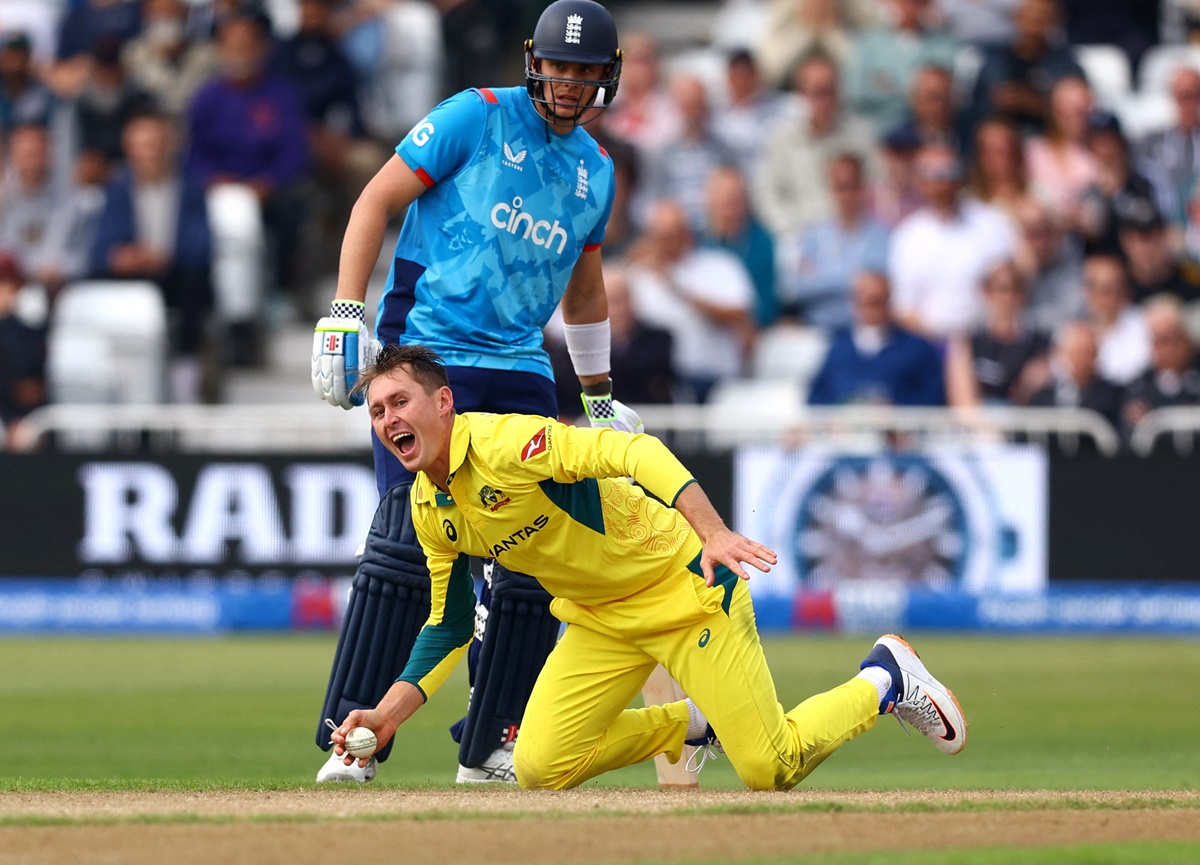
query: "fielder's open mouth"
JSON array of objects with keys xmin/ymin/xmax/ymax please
[{"xmin": 392, "ymin": 432, "xmax": 416, "ymax": 456}]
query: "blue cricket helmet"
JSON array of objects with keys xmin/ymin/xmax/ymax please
[{"xmin": 524, "ymin": 0, "xmax": 622, "ymax": 123}]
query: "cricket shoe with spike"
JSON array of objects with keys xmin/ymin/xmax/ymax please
[
  {"xmin": 315, "ymin": 750, "xmax": 377, "ymax": 783},
  {"xmin": 456, "ymin": 744, "xmax": 517, "ymax": 784},
  {"xmin": 860, "ymin": 634, "xmax": 967, "ymax": 755}
]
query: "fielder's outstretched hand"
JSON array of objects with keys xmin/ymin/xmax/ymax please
[
  {"xmin": 699, "ymin": 527, "xmax": 777, "ymax": 587},
  {"xmin": 330, "ymin": 709, "xmax": 396, "ymax": 768}
]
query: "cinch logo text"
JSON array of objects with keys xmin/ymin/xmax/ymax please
[{"xmin": 490, "ymin": 197, "xmax": 569, "ymax": 254}]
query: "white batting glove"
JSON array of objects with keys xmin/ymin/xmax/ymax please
[
  {"xmin": 581, "ymin": 387, "xmax": 644, "ymax": 435},
  {"xmin": 312, "ymin": 300, "xmax": 380, "ymax": 410}
]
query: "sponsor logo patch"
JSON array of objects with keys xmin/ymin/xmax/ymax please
[
  {"xmin": 502, "ymin": 142, "xmax": 527, "ymax": 171},
  {"xmin": 522, "ymin": 429, "xmax": 548, "ymax": 461}
]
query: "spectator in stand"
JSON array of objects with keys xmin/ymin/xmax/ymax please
[
  {"xmin": 1027, "ymin": 319, "xmax": 1124, "ymax": 429},
  {"xmin": 1115, "ymin": 197, "xmax": 1200, "ymax": 306},
  {"xmin": 1077, "ymin": 111, "xmax": 1158, "ymax": 256},
  {"xmin": 713, "ymin": 49, "xmax": 786, "ymax": 183},
  {"xmin": 756, "ymin": 0, "xmax": 875, "ymax": 91},
  {"xmin": 643, "ymin": 74, "xmax": 736, "ymax": 230},
  {"xmin": 43, "ymin": 0, "xmax": 143, "ymax": 99},
  {"xmin": 1121, "ymin": 295, "xmax": 1200, "ymax": 432},
  {"xmin": 602, "ymin": 32, "xmax": 679, "ymax": 158},
  {"xmin": 548, "ymin": 266, "xmax": 676, "ymax": 421},
  {"xmin": 589, "ymin": 132, "xmax": 639, "ymax": 260},
  {"xmin": 808, "ymin": 270, "xmax": 946, "ymax": 406},
  {"xmin": 626, "ymin": 200, "xmax": 755, "ymax": 404},
  {"xmin": 74, "ymin": 36, "xmax": 153, "ymax": 167},
  {"xmin": 0, "ymin": 253, "xmax": 46, "ymax": 442},
  {"xmin": 187, "ymin": 9, "xmax": 309, "ymax": 357},
  {"xmin": 0, "ymin": 32, "xmax": 54, "ymax": 132},
  {"xmin": 1015, "ymin": 196, "xmax": 1086, "ymax": 330},
  {"xmin": 888, "ymin": 143, "xmax": 1017, "ymax": 340},
  {"xmin": 754, "ymin": 51, "xmax": 879, "ymax": 239},
  {"xmin": 844, "ymin": 0, "xmax": 958, "ymax": 135},
  {"xmin": 698, "ymin": 166, "xmax": 778, "ymax": 328},
  {"xmin": 781, "ymin": 152, "xmax": 890, "ymax": 331},
  {"xmin": 0, "ymin": 4, "xmax": 59, "ymax": 64},
  {"xmin": 874, "ymin": 127, "xmax": 923, "ymax": 228},
  {"xmin": 968, "ymin": 0, "xmax": 1083, "ymax": 136},
  {"xmin": 435, "ymin": 0, "xmax": 504, "ymax": 99},
  {"xmin": 885, "ymin": 65, "xmax": 964, "ymax": 158},
  {"xmin": 1184, "ymin": 182, "xmax": 1200, "ymax": 265},
  {"xmin": 1082, "ymin": 252, "xmax": 1151, "ymax": 386},
  {"xmin": 90, "ymin": 107, "xmax": 214, "ymax": 404},
  {"xmin": 1136, "ymin": 66, "xmax": 1200, "ymax": 233},
  {"xmin": 1025, "ymin": 74, "xmax": 1097, "ymax": 225},
  {"xmin": 945, "ymin": 260, "xmax": 1051, "ymax": 406},
  {"xmin": 935, "ymin": 0, "xmax": 1020, "ymax": 48},
  {"xmin": 966, "ymin": 117, "xmax": 1035, "ymax": 223},
  {"xmin": 122, "ymin": 0, "xmax": 219, "ymax": 120},
  {"xmin": 0, "ymin": 122, "xmax": 98, "ymax": 295},
  {"xmin": 340, "ymin": 0, "xmax": 442, "ymax": 144},
  {"xmin": 274, "ymin": 0, "xmax": 389, "ymax": 279}
]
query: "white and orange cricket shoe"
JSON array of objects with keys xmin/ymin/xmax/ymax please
[{"xmin": 860, "ymin": 634, "xmax": 967, "ymax": 755}]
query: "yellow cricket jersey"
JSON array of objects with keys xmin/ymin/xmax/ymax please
[{"xmin": 396, "ymin": 412, "xmax": 704, "ymax": 700}]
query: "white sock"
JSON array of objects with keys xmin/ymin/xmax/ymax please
[
  {"xmin": 684, "ymin": 698, "xmax": 708, "ymax": 739},
  {"xmin": 856, "ymin": 666, "xmax": 893, "ymax": 704}
]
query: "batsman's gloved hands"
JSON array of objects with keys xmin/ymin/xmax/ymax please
[
  {"xmin": 581, "ymin": 386, "xmax": 644, "ymax": 435},
  {"xmin": 312, "ymin": 300, "xmax": 381, "ymax": 410}
]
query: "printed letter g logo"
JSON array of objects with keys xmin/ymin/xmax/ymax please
[{"xmin": 412, "ymin": 121, "xmax": 435, "ymax": 146}]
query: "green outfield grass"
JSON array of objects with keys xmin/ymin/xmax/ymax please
[{"xmin": 1, "ymin": 633, "xmax": 1198, "ymax": 790}]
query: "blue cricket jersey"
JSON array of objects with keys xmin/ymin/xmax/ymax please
[{"xmin": 377, "ymin": 86, "xmax": 616, "ymax": 380}]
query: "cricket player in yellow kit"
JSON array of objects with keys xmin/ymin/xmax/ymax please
[{"xmin": 330, "ymin": 345, "xmax": 968, "ymax": 790}]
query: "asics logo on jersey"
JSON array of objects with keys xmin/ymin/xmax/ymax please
[
  {"xmin": 565, "ymin": 13, "xmax": 582, "ymax": 44},
  {"xmin": 490, "ymin": 196, "xmax": 569, "ymax": 254},
  {"xmin": 411, "ymin": 121, "xmax": 435, "ymax": 146},
  {"xmin": 502, "ymin": 143, "xmax": 527, "ymax": 171}
]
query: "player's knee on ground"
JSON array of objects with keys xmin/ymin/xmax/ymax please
[
  {"xmin": 512, "ymin": 742, "xmax": 580, "ymax": 790},
  {"xmin": 729, "ymin": 751, "xmax": 794, "ymax": 791}
]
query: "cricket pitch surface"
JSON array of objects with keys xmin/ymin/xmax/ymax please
[{"xmin": 4, "ymin": 788, "xmax": 1200, "ymax": 865}]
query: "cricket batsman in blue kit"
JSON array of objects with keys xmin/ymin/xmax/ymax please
[{"xmin": 310, "ymin": 0, "xmax": 641, "ymax": 783}]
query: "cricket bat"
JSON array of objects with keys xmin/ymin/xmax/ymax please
[{"xmin": 641, "ymin": 665, "xmax": 700, "ymax": 788}]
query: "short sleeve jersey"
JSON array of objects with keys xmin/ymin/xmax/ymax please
[{"xmin": 377, "ymin": 86, "xmax": 617, "ymax": 379}]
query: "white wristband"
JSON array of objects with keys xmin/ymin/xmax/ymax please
[{"xmin": 563, "ymin": 319, "xmax": 612, "ymax": 378}]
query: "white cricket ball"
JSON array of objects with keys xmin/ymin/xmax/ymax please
[{"xmin": 344, "ymin": 726, "xmax": 378, "ymax": 759}]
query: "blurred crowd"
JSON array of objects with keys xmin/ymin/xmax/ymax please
[{"xmin": 4, "ymin": 0, "xmax": 1200, "ymax": 451}]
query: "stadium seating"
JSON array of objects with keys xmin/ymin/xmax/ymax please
[
  {"xmin": 1139, "ymin": 43, "xmax": 1200, "ymax": 95},
  {"xmin": 46, "ymin": 280, "xmax": 168, "ymax": 404},
  {"xmin": 1073, "ymin": 44, "xmax": 1132, "ymax": 111},
  {"xmin": 750, "ymin": 323, "xmax": 829, "ymax": 396}
]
